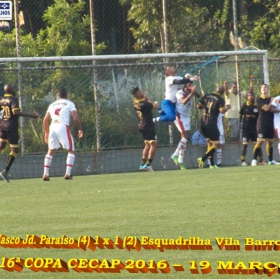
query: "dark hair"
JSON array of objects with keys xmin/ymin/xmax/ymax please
[
  {"xmin": 4, "ymin": 84, "xmax": 15, "ymax": 95},
  {"xmin": 58, "ymin": 87, "xmax": 68, "ymax": 98},
  {"xmin": 131, "ymin": 87, "xmax": 139, "ymax": 96},
  {"xmin": 262, "ymin": 83, "xmax": 269, "ymax": 89}
]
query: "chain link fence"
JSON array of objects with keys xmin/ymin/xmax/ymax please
[{"xmin": 0, "ymin": 1, "xmax": 280, "ymax": 155}]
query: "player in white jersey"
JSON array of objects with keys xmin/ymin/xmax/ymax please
[
  {"xmin": 42, "ymin": 87, "xmax": 83, "ymax": 181},
  {"xmin": 206, "ymin": 113, "xmax": 226, "ymax": 167},
  {"xmin": 153, "ymin": 67, "xmax": 198, "ymax": 123},
  {"xmin": 271, "ymin": 95, "xmax": 280, "ymax": 157},
  {"xmin": 171, "ymin": 83, "xmax": 198, "ymax": 170}
]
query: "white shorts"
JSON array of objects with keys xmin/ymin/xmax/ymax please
[
  {"xmin": 48, "ymin": 123, "xmax": 75, "ymax": 151},
  {"xmin": 174, "ymin": 115, "xmax": 190, "ymax": 133}
]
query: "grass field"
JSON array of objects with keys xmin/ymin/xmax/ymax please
[{"xmin": 0, "ymin": 165, "xmax": 280, "ymax": 279}]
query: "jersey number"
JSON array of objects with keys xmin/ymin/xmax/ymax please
[{"xmin": 55, "ymin": 108, "xmax": 61, "ymax": 116}]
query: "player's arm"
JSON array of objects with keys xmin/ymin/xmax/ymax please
[
  {"xmin": 220, "ymin": 104, "xmax": 231, "ymax": 114},
  {"xmin": 224, "ymin": 81, "xmax": 229, "ymax": 96},
  {"xmin": 43, "ymin": 112, "xmax": 51, "ymax": 144},
  {"xmin": 13, "ymin": 110, "xmax": 38, "ymax": 118},
  {"xmin": 249, "ymin": 75, "xmax": 254, "ymax": 92},
  {"xmin": 179, "ymin": 87, "xmax": 196, "ymax": 105},
  {"xmin": 71, "ymin": 110, "xmax": 83, "ymax": 138},
  {"xmin": 143, "ymin": 95, "xmax": 159, "ymax": 109},
  {"xmin": 173, "ymin": 75, "xmax": 198, "ymax": 85},
  {"xmin": 269, "ymin": 98, "xmax": 280, "ymax": 113}
]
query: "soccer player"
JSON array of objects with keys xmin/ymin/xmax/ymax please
[
  {"xmin": 239, "ymin": 91, "xmax": 264, "ymax": 166},
  {"xmin": 171, "ymin": 82, "xmax": 199, "ymax": 170},
  {"xmin": 42, "ymin": 87, "xmax": 83, "ymax": 180},
  {"xmin": 153, "ymin": 67, "xmax": 198, "ymax": 123},
  {"xmin": 270, "ymin": 94, "xmax": 280, "ymax": 158},
  {"xmin": 131, "ymin": 87, "xmax": 158, "ymax": 171},
  {"xmin": 251, "ymin": 83, "xmax": 280, "ymax": 166},
  {"xmin": 0, "ymin": 84, "xmax": 38, "ymax": 182},
  {"xmin": 196, "ymin": 85, "xmax": 230, "ymax": 168}
]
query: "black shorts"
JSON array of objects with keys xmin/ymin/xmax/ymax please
[
  {"xmin": 201, "ymin": 124, "xmax": 219, "ymax": 141},
  {"xmin": 257, "ymin": 124, "xmax": 274, "ymax": 140},
  {"xmin": 0, "ymin": 128, "xmax": 19, "ymax": 147},
  {"xmin": 139, "ymin": 127, "xmax": 157, "ymax": 142},
  {"xmin": 242, "ymin": 129, "xmax": 257, "ymax": 143}
]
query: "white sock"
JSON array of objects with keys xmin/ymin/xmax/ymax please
[
  {"xmin": 44, "ymin": 154, "xmax": 53, "ymax": 176},
  {"xmin": 216, "ymin": 148, "xmax": 222, "ymax": 164},
  {"xmin": 178, "ymin": 148, "xmax": 186, "ymax": 164},
  {"xmin": 66, "ymin": 154, "xmax": 75, "ymax": 176},
  {"xmin": 207, "ymin": 158, "xmax": 211, "ymax": 165},
  {"xmin": 278, "ymin": 143, "xmax": 280, "ymax": 156},
  {"xmin": 178, "ymin": 138, "xmax": 187, "ymax": 163},
  {"xmin": 153, "ymin": 117, "xmax": 160, "ymax": 123}
]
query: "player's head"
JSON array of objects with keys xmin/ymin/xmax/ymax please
[
  {"xmin": 57, "ymin": 87, "xmax": 68, "ymax": 99},
  {"xmin": 164, "ymin": 66, "xmax": 176, "ymax": 76},
  {"xmin": 183, "ymin": 83, "xmax": 193, "ymax": 93},
  {"xmin": 260, "ymin": 83, "xmax": 269, "ymax": 97},
  {"xmin": 216, "ymin": 85, "xmax": 225, "ymax": 95},
  {"xmin": 231, "ymin": 82, "xmax": 238, "ymax": 93},
  {"xmin": 246, "ymin": 91, "xmax": 255, "ymax": 102},
  {"xmin": 131, "ymin": 87, "xmax": 144, "ymax": 99},
  {"xmin": 4, "ymin": 84, "xmax": 15, "ymax": 95}
]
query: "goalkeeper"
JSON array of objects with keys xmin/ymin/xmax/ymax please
[{"xmin": 153, "ymin": 66, "xmax": 198, "ymax": 123}]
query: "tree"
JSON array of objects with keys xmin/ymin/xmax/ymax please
[
  {"xmin": 19, "ymin": 0, "xmax": 54, "ymax": 36},
  {"xmin": 239, "ymin": 0, "xmax": 280, "ymax": 53},
  {"xmin": 120, "ymin": 0, "xmax": 232, "ymax": 53}
]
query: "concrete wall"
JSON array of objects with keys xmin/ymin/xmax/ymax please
[{"xmin": 1, "ymin": 142, "xmax": 279, "ymax": 179}]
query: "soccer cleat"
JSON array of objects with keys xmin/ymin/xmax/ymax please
[
  {"xmin": 0, "ymin": 170, "xmax": 9, "ymax": 183},
  {"xmin": 64, "ymin": 175, "xmax": 73, "ymax": 180},
  {"xmin": 258, "ymin": 161, "xmax": 267, "ymax": 165},
  {"xmin": 251, "ymin": 159, "xmax": 257, "ymax": 166},
  {"xmin": 241, "ymin": 161, "xmax": 248, "ymax": 166},
  {"xmin": 268, "ymin": 160, "xmax": 280, "ymax": 165},
  {"xmin": 216, "ymin": 163, "xmax": 222, "ymax": 167},
  {"xmin": 171, "ymin": 155, "xmax": 179, "ymax": 165},
  {"xmin": 42, "ymin": 175, "xmax": 50, "ymax": 181},
  {"xmin": 139, "ymin": 164, "xmax": 145, "ymax": 170},
  {"xmin": 142, "ymin": 164, "xmax": 154, "ymax": 172},
  {"xmin": 209, "ymin": 165, "xmax": 219, "ymax": 169},
  {"xmin": 197, "ymin": 157, "xmax": 204, "ymax": 169},
  {"xmin": 178, "ymin": 163, "xmax": 187, "ymax": 170}
]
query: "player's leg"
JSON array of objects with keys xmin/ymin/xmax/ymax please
[
  {"xmin": 154, "ymin": 100, "xmax": 176, "ymax": 122},
  {"xmin": 266, "ymin": 126, "xmax": 278, "ymax": 164},
  {"xmin": 43, "ymin": 125, "xmax": 61, "ymax": 180},
  {"xmin": 275, "ymin": 128, "xmax": 280, "ymax": 158},
  {"xmin": 43, "ymin": 149, "xmax": 55, "ymax": 180},
  {"xmin": 0, "ymin": 130, "xmax": 19, "ymax": 182},
  {"xmin": 145, "ymin": 140, "xmax": 157, "ymax": 171},
  {"xmin": 65, "ymin": 151, "xmax": 75, "ymax": 179},
  {"xmin": 241, "ymin": 131, "xmax": 249, "ymax": 166},
  {"xmin": 216, "ymin": 134, "xmax": 225, "ymax": 166},
  {"xmin": 142, "ymin": 127, "xmax": 157, "ymax": 171},
  {"xmin": 172, "ymin": 115, "xmax": 189, "ymax": 167},
  {"xmin": 198, "ymin": 126, "xmax": 219, "ymax": 168}
]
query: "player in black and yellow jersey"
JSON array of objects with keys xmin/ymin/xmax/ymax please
[
  {"xmin": 239, "ymin": 91, "xmax": 264, "ymax": 166},
  {"xmin": 196, "ymin": 85, "xmax": 230, "ymax": 168},
  {"xmin": 0, "ymin": 84, "xmax": 38, "ymax": 182},
  {"xmin": 131, "ymin": 87, "xmax": 159, "ymax": 171},
  {"xmin": 251, "ymin": 83, "xmax": 280, "ymax": 166}
]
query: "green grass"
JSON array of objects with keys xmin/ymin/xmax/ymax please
[{"xmin": 0, "ymin": 166, "xmax": 280, "ymax": 278}]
